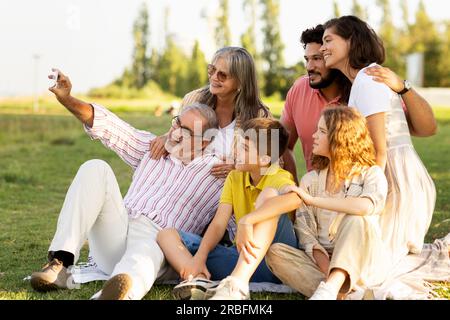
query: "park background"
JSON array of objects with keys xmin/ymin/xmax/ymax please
[{"xmin": 0, "ymin": 0, "xmax": 449, "ymax": 299}]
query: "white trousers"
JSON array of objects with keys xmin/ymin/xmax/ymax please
[{"xmin": 49, "ymin": 159, "xmax": 174, "ymax": 300}]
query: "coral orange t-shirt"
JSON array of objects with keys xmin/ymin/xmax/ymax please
[{"xmin": 281, "ymin": 76, "xmax": 342, "ymax": 171}]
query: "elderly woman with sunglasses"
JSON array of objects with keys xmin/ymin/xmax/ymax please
[{"xmin": 149, "ymin": 47, "xmax": 272, "ymax": 179}]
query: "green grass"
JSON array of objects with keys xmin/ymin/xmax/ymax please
[{"xmin": 0, "ymin": 103, "xmax": 449, "ymax": 300}]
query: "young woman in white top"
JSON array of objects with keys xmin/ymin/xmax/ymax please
[{"xmin": 319, "ymin": 15, "xmax": 436, "ymax": 265}]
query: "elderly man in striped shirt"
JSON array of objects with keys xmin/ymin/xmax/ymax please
[{"xmin": 30, "ymin": 70, "xmax": 229, "ymax": 300}]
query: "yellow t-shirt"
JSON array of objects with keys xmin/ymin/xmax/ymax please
[{"xmin": 219, "ymin": 165, "xmax": 295, "ymax": 223}]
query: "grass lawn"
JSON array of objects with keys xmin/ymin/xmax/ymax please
[{"xmin": 0, "ymin": 102, "xmax": 449, "ymax": 300}]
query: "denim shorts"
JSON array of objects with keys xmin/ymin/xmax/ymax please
[{"xmin": 179, "ymin": 214, "xmax": 298, "ymax": 283}]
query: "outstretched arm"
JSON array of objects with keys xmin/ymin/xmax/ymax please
[
  {"xmin": 48, "ymin": 69, "xmax": 94, "ymax": 127},
  {"xmin": 288, "ymin": 185, "xmax": 374, "ymax": 216},
  {"xmin": 365, "ymin": 66, "xmax": 437, "ymax": 137},
  {"xmin": 49, "ymin": 69, "xmax": 154, "ymax": 169}
]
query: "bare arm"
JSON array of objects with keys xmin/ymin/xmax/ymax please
[
  {"xmin": 289, "ymin": 185, "xmax": 375, "ymax": 216},
  {"xmin": 240, "ymin": 193, "xmax": 303, "ymax": 225},
  {"xmin": 194, "ymin": 203, "xmax": 233, "ymax": 262},
  {"xmin": 401, "ymin": 89, "xmax": 437, "ymax": 137},
  {"xmin": 49, "ymin": 70, "xmax": 154, "ymax": 169},
  {"xmin": 308, "ymin": 196, "xmax": 374, "ymax": 216},
  {"xmin": 48, "ymin": 69, "xmax": 94, "ymax": 127},
  {"xmin": 365, "ymin": 66, "xmax": 437, "ymax": 137},
  {"xmin": 366, "ymin": 113, "xmax": 387, "ymax": 170},
  {"xmin": 280, "ymin": 119, "xmax": 299, "ymax": 185}
]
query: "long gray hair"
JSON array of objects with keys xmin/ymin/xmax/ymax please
[{"xmin": 197, "ymin": 47, "xmax": 269, "ymax": 123}]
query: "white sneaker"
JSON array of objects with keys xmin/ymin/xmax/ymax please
[
  {"xmin": 208, "ymin": 276, "xmax": 250, "ymax": 300},
  {"xmin": 309, "ymin": 281, "xmax": 337, "ymax": 300},
  {"xmin": 172, "ymin": 277, "xmax": 219, "ymax": 300}
]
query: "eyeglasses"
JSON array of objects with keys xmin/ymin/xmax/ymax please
[
  {"xmin": 171, "ymin": 116, "xmax": 204, "ymax": 139},
  {"xmin": 207, "ymin": 64, "xmax": 230, "ymax": 82}
]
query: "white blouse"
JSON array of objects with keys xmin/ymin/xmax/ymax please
[{"xmin": 208, "ymin": 119, "xmax": 237, "ymax": 158}]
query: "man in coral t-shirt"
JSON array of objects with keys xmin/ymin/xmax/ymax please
[{"xmin": 281, "ymin": 24, "xmax": 437, "ymax": 183}]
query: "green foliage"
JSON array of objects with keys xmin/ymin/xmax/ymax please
[
  {"xmin": 260, "ymin": 0, "xmax": 285, "ymax": 97},
  {"xmin": 241, "ymin": 0, "xmax": 257, "ymax": 58},
  {"xmin": 91, "ymin": 1, "xmax": 450, "ymax": 101},
  {"xmin": 131, "ymin": 3, "xmax": 151, "ymax": 89},
  {"xmin": 377, "ymin": 0, "xmax": 405, "ymax": 77},
  {"xmin": 187, "ymin": 40, "xmax": 208, "ymax": 92},
  {"xmin": 241, "ymin": 0, "xmax": 265, "ymax": 92},
  {"xmin": 276, "ymin": 62, "xmax": 306, "ymax": 98},
  {"xmin": 438, "ymin": 22, "xmax": 450, "ymax": 87},
  {"xmin": 408, "ymin": 0, "xmax": 445, "ymax": 87},
  {"xmin": 372, "ymin": 0, "xmax": 448, "ymax": 86},
  {"xmin": 157, "ymin": 38, "xmax": 190, "ymax": 97},
  {"xmin": 88, "ymin": 80, "xmax": 169, "ymax": 100},
  {"xmin": 215, "ymin": 0, "xmax": 232, "ymax": 48}
]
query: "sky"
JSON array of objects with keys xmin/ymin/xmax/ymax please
[{"xmin": 0, "ymin": 0, "xmax": 449, "ymax": 97}]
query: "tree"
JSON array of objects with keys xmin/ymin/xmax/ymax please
[
  {"xmin": 187, "ymin": 40, "xmax": 208, "ymax": 92},
  {"xmin": 157, "ymin": 38, "xmax": 189, "ymax": 96},
  {"xmin": 377, "ymin": 0, "xmax": 404, "ymax": 77},
  {"xmin": 351, "ymin": 0, "xmax": 367, "ymax": 20},
  {"xmin": 241, "ymin": 0, "xmax": 257, "ymax": 58},
  {"xmin": 215, "ymin": 0, "xmax": 231, "ymax": 48},
  {"xmin": 156, "ymin": 7, "xmax": 190, "ymax": 96},
  {"xmin": 240, "ymin": 0, "xmax": 265, "ymax": 91},
  {"xmin": 260, "ymin": 0, "xmax": 285, "ymax": 96},
  {"xmin": 333, "ymin": 0, "xmax": 341, "ymax": 18},
  {"xmin": 148, "ymin": 47, "xmax": 160, "ymax": 83},
  {"xmin": 400, "ymin": 0, "xmax": 409, "ymax": 27},
  {"xmin": 131, "ymin": 3, "xmax": 151, "ymax": 89},
  {"xmin": 278, "ymin": 62, "xmax": 306, "ymax": 98},
  {"xmin": 439, "ymin": 22, "xmax": 450, "ymax": 87},
  {"xmin": 408, "ymin": 0, "xmax": 444, "ymax": 86}
]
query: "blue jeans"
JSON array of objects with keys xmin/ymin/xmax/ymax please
[{"xmin": 178, "ymin": 214, "xmax": 298, "ymax": 283}]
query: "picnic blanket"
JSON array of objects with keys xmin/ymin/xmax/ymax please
[
  {"xmin": 347, "ymin": 233, "xmax": 450, "ymax": 300},
  {"xmin": 67, "ymin": 259, "xmax": 295, "ymax": 294}
]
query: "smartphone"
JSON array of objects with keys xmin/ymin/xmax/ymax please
[{"xmin": 50, "ymin": 69, "xmax": 59, "ymax": 87}]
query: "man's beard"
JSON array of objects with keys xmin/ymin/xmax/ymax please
[{"xmin": 308, "ymin": 69, "xmax": 339, "ymax": 89}]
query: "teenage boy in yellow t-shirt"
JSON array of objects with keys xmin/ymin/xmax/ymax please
[{"xmin": 157, "ymin": 118, "xmax": 298, "ymax": 300}]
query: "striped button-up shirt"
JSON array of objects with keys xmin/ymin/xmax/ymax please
[{"xmin": 84, "ymin": 104, "xmax": 234, "ymax": 237}]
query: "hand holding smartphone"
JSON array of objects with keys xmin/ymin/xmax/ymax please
[{"xmin": 49, "ymin": 69, "xmax": 59, "ymax": 88}]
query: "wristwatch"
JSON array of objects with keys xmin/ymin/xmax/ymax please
[{"xmin": 398, "ymin": 80, "xmax": 412, "ymax": 95}]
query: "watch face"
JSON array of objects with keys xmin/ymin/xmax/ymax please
[{"xmin": 404, "ymin": 80, "xmax": 412, "ymax": 90}]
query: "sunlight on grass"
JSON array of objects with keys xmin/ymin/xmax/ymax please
[{"xmin": 0, "ymin": 103, "xmax": 448, "ymax": 300}]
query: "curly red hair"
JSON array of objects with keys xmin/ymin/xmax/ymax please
[{"xmin": 311, "ymin": 106, "xmax": 376, "ymax": 187}]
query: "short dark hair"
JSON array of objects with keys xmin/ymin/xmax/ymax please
[
  {"xmin": 323, "ymin": 15, "xmax": 385, "ymax": 69},
  {"xmin": 241, "ymin": 118, "xmax": 289, "ymax": 163},
  {"xmin": 300, "ymin": 25, "xmax": 325, "ymax": 49}
]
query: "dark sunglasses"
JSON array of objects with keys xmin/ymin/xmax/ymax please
[{"xmin": 207, "ymin": 64, "xmax": 230, "ymax": 82}]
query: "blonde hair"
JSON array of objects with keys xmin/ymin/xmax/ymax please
[{"xmin": 311, "ymin": 106, "xmax": 376, "ymax": 187}]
